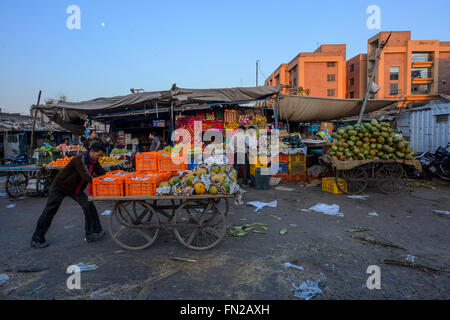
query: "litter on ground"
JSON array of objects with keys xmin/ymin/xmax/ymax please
[
  {"xmin": 101, "ymin": 210, "xmax": 112, "ymax": 216},
  {"xmin": 284, "ymin": 262, "xmax": 304, "ymax": 271},
  {"xmin": 368, "ymin": 212, "xmax": 379, "ymax": 217},
  {"xmin": 308, "ymin": 203, "xmax": 344, "ymax": 217},
  {"xmin": 247, "ymin": 201, "xmax": 277, "ymax": 212},
  {"xmin": 432, "ymin": 210, "xmax": 450, "ymax": 216},
  {"xmin": 405, "ymin": 255, "xmax": 416, "ymax": 263},
  {"xmin": 75, "ymin": 262, "xmax": 98, "ymax": 272},
  {"xmin": 0, "ymin": 273, "xmax": 9, "ymax": 286},
  {"xmin": 275, "ymin": 186, "xmax": 295, "ymax": 192},
  {"xmin": 5, "ymin": 204, "xmax": 16, "ymax": 209},
  {"xmin": 347, "ymin": 195, "xmax": 369, "ymax": 200},
  {"xmin": 292, "ymin": 279, "xmax": 323, "ymax": 300}
]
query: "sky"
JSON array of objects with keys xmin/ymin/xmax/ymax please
[{"xmin": 1, "ymin": 0, "xmax": 450, "ymax": 114}]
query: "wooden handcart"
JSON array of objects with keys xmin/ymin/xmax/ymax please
[
  {"xmin": 89, "ymin": 194, "xmax": 233, "ymax": 251},
  {"xmin": 324, "ymin": 158, "xmax": 422, "ymax": 195},
  {"xmin": 0, "ymin": 161, "xmax": 128, "ymax": 198}
]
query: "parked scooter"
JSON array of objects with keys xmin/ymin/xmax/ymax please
[
  {"xmin": 416, "ymin": 146, "xmax": 450, "ymax": 181},
  {"xmin": 4, "ymin": 152, "xmax": 30, "ymax": 166}
]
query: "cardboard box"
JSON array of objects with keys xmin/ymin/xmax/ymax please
[{"xmin": 320, "ymin": 122, "xmax": 334, "ymax": 134}]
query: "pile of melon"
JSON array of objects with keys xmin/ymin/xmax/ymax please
[
  {"xmin": 156, "ymin": 164, "xmax": 240, "ymax": 196},
  {"xmin": 324, "ymin": 119, "xmax": 417, "ymax": 161}
]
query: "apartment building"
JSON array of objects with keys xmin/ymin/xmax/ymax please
[
  {"xmin": 366, "ymin": 31, "xmax": 450, "ymax": 104},
  {"xmin": 265, "ymin": 44, "xmax": 347, "ymax": 98},
  {"xmin": 346, "ymin": 54, "xmax": 368, "ymax": 99}
]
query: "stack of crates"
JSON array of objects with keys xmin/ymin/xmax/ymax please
[
  {"xmin": 288, "ymin": 153, "xmax": 307, "ymax": 183},
  {"xmin": 270, "ymin": 153, "xmax": 289, "ymax": 183}
]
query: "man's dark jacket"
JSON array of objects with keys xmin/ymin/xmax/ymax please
[{"xmin": 53, "ymin": 152, "xmax": 106, "ymax": 195}]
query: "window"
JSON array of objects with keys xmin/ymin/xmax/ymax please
[
  {"xmin": 389, "ymin": 84, "xmax": 399, "ymax": 96},
  {"xmin": 349, "ymin": 78, "xmax": 354, "ymax": 86},
  {"xmin": 390, "ymin": 67, "xmax": 399, "ymax": 81},
  {"xmin": 412, "ymin": 52, "xmax": 432, "ymax": 62},
  {"xmin": 411, "ymin": 84, "xmax": 430, "ymax": 95},
  {"xmin": 350, "ymin": 64, "xmax": 354, "ymax": 72},
  {"xmin": 349, "ymin": 91, "xmax": 355, "ymax": 99},
  {"xmin": 327, "ymin": 62, "xmax": 336, "ymax": 68},
  {"xmin": 412, "ymin": 68, "xmax": 432, "ymax": 79},
  {"xmin": 327, "ymin": 74, "xmax": 336, "ymax": 82},
  {"xmin": 327, "ymin": 89, "xmax": 336, "ymax": 97}
]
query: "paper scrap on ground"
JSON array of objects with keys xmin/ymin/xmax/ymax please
[
  {"xmin": 309, "ymin": 203, "xmax": 344, "ymax": 217},
  {"xmin": 368, "ymin": 212, "xmax": 379, "ymax": 217},
  {"xmin": 405, "ymin": 255, "xmax": 416, "ymax": 263},
  {"xmin": 5, "ymin": 204, "xmax": 16, "ymax": 209},
  {"xmin": 292, "ymin": 279, "xmax": 322, "ymax": 300},
  {"xmin": 0, "ymin": 193, "xmax": 7, "ymax": 197},
  {"xmin": 432, "ymin": 210, "xmax": 450, "ymax": 216},
  {"xmin": 285, "ymin": 262, "xmax": 304, "ymax": 271},
  {"xmin": 101, "ymin": 210, "xmax": 112, "ymax": 216},
  {"xmin": 347, "ymin": 195, "xmax": 369, "ymax": 200},
  {"xmin": 275, "ymin": 186, "xmax": 295, "ymax": 192},
  {"xmin": 299, "ymin": 208, "xmax": 311, "ymax": 212},
  {"xmin": 0, "ymin": 273, "xmax": 9, "ymax": 286},
  {"xmin": 247, "ymin": 201, "xmax": 277, "ymax": 212},
  {"xmin": 75, "ymin": 262, "xmax": 98, "ymax": 272}
]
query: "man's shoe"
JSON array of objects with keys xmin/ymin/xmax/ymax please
[
  {"xmin": 86, "ymin": 231, "xmax": 106, "ymax": 243},
  {"xmin": 31, "ymin": 240, "xmax": 49, "ymax": 249}
]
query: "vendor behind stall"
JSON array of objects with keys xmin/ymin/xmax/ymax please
[
  {"xmin": 57, "ymin": 138, "xmax": 70, "ymax": 151},
  {"xmin": 149, "ymin": 132, "xmax": 161, "ymax": 152},
  {"xmin": 30, "ymin": 142, "xmax": 107, "ymax": 248},
  {"xmin": 83, "ymin": 130, "xmax": 102, "ymax": 149}
]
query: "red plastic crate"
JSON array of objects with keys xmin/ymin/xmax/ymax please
[
  {"xmin": 125, "ymin": 173, "xmax": 158, "ymax": 196},
  {"xmin": 93, "ymin": 176, "xmax": 125, "ymax": 197},
  {"xmin": 289, "ymin": 173, "xmax": 307, "ymax": 183}
]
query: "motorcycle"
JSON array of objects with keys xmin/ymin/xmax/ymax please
[
  {"xmin": 416, "ymin": 146, "xmax": 450, "ymax": 181},
  {"xmin": 4, "ymin": 152, "xmax": 30, "ymax": 166}
]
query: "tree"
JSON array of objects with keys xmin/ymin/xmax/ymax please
[{"xmin": 45, "ymin": 95, "xmax": 67, "ymax": 105}]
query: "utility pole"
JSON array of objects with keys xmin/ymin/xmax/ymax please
[
  {"xmin": 357, "ymin": 33, "xmax": 392, "ymax": 124},
  {"xmin": 256, "ymin": 60, "xmax": 259, "ymax": 87},
  {"xmin": 30, "ymin": 90, "xmax": 42, "ymax": 156}
]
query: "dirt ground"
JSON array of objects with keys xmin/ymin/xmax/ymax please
[{"xmin": 0, "ymin": 179, "xmax": 449, "ymax": 300}]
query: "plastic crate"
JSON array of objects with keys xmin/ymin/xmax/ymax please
[
  {"xmin": 125, "ymin": 174, "xmax": 158, "ymax": 196},
  {"xmin": 279, "ymin": 153, "xmax": 289, "ymax": 163},
  {"xmin": 142, "ymin": 171, "xmax": 172, "ymax": 185},
  {"xmin": 322, "ymin": 177, "xmax": 347, "ymax": 194},
  {"xmin": 271, "ymin": 173, "xmax": 289, "ymax": 184},
  {"xmin": 157, "ymin": 152, "xmax": 188, "ymax": 173},
  {"xmin": 289, "ymin": 173, "xmax": 307, "ymax": 183},
  {"xmin": 93, "ymin": 176, "xmax": 125, "ymax": 197},
  {"xmin": 289, "ymin": 153, "xmax": 307, "ymax": 173},
  {"xmin": 106, "ymin": 170, "xmax": 129, "ymax": 178},
  {"xmin": 135, "ymin": 152, "xmax": 159, "ymax": 172}
]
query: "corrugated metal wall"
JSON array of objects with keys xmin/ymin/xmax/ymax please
[{"xmin": 407, "ymin": 103, "xmax": 450, "ymax": 153}]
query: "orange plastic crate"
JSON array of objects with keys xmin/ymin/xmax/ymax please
[
  {"xmin": 157, "ymin": 152, "xmax": 188, "ymax": 173},
  {"xmin": 142, "ymin": 171, "xmax": 172, "ymax": 185},
  {"xmin": 125, "ymin": 173, "xmax": 158, "ymax": 196},
  {"xmin": 135, "ymin": 152, "xmax": 160, "ymax": 172},
  {"xmin": 93, "ymin": 176, "xmax": 125, "ymax": 197},
  {"xmin": 106, "ymin": 170, "xmax": 129, "ymax": 178},
  {"xmin": 289, "ymin": 172, "xmax": 307, "ymax": 183}
]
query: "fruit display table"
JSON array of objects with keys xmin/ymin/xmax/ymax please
[{"xmin": 89, "ymin": 194, "xmax": 234, "ymax": 251}]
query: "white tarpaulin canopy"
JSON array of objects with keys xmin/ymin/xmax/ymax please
[{"xmin": 277, "ymin": 95, "xmax": 398, "ymax": 122}]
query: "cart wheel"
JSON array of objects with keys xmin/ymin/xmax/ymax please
[
  {"xmin": 335, "ymin": 166, "xmax": 368, "ymax": 195},
  {"xmin": 36, "ymin": 171, "xmax": 51, "ymax": 197},
  {"xmin": 376, "ymin": 163, "xmax": 407, "ymax": 194},
  {"xmin": 213, "ymin": 198, "xmax": 229, "ymax": 216},
  {"xmin": 173, "ymin": 199, "xmax": 227, "ymax": 251},
  {"xmin": 108, "ymin": 201, "xmax": 160, "ymax": 251},
  {"xmin": 6, "ymin": 171, "xmax": 28, "ymax": 198}
]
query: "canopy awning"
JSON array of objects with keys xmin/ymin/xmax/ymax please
[
  {"xmin": 31, "ymin": 85, "xmax": 280, "ymax": 134},
  {"xmin": 277, "ymin": 95, "xmax": 398, "ymax": 122}
]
